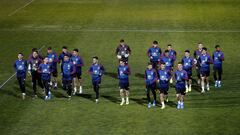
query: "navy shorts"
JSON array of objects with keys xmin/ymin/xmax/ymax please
[
  {"xmin": 176, "ymin": 82, "xmax": 186, "ymax": 95},
  {"xmin": 73, "ymin": 72, "xmax": 82, "ymax": 79},
  {"xmin": 52, "ymin": 68, "xmax": 58, "ymax": 77},
  {"xmin": 200, "ymin": 70, "xmax": 210, "ymax": 77},
  {"xmin": 119, "ymin": 81, "xmax": 129, "ymax": 90}
]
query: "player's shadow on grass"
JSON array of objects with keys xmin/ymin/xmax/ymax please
[
  {"xmin": 1, "ymin": 87, "xmax": 19, "ymax": 98},
  {"xmin": 77, "ymin": 93, "xmax": 93, "ymax": 101},
  {"xmin": 101, "ymin": 95, "xmax": 119, "ymax": 103},
  {"xmin": 166, "ymin": 100, "xmax": 177, "ymax": 107},
  {"xmin": 135, "ymin": 73, "xmax": 145, "ymax": 79},
  {"xmin": 131, "ymin": 98, "xmax": 147, "ymax": 106},
  {"xmin": 104, "ymin": 72, "xmax": 118, "ymax": 79}
]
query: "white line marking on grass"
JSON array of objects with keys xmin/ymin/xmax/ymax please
[
  {"xmin": 0, "ymin": 45, "xmax": 45, "ymax": 89},
  {"xmin": 1, "ymin": 28, "xmax": 240, "ymax": 33},
  {"xmin": 8, "ymin": 0, "xmax": 35, "ymax": 16}
]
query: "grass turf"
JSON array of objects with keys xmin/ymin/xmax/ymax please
[{"xmin": 0, "ymin": 0, "xmax": 240, "ymax": 135}]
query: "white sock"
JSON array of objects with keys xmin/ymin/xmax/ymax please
[
  {"xmin": 121, "ymin": 98, "xmax": 124, "ymax": 101},
  {"xmin": 202, "ymin": 87, "xmax": 204, "ymax": 91},
  {"xmin": 126, "ymin": 97, "xmax": 129, "ymax": 101},
  {"xmin": 161, "ymin": 102, "xmax": 165, "ymax": 106},
  {"xmin": 180, "ymin": 102, "xmax": 184, "ymax": 105},
  {"xmin": 178, "ymin": 101, "xmax": 181, "ymax": 104}
]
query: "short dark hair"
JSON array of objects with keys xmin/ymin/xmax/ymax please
[
  {"xmin": 178, "ymin": 62, "xmax": 183, "ymax": 65},
  {"xmin": 62, "ymin": 46, "xmax": 67, "ymax": 49},
  {"xmin": 160, "ymin": 62, "xmax": 165, "ymax": 65},
  {"xmin": 32, "ymin": 48, "xmax": 37, "ymax": 52},
  {"xmin": 215, "ymin": 45, "xmax": 220, "ymax": 48},
  {"xmin": 47, "ymin": 47, "xmax": 52, "ymax": 50},
  {"xmin": 120, "ymin": 39, "xmax": 124, "ymax": 43},
  {"xmin": 164, "ymin": 50, "xmax": 169, "ymax": 53},
  {"xmin": 33, "ymin": 50, "xmax": 39, "ymax": 54},
  {"xmin": 93, "ymin": 56, "xmax": 98, "ymax": 60},
  {"xmin": 167, "ymin": 44, "xmax": 172, "ymax": 47},
  {"xmin": 64, "ymin": 55, "xmax": 69, "ymax": 58},
  {"xmin": 73, "ymin": 48, "xmax": 79, "ymax": 52},
  {"xmin": 202, "ymin": 47, "xmax": 207, "ymax": 51},
  {"xmin": 18, "ymin": 52, "xmax": 23, "ymax": 56},
  {"xmin": 153, "ymin": 41, "xmax": 158, "ymax": 44},
  {"xmin": 185, "ymin": 50, "xmax": 190, "ymax": 53}
]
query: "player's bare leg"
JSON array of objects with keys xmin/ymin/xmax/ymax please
[
  {"xmin": 73, "ymin": 78, "xmax": 77, "ymax": 95},
  {"xmin": 120, "ymin": 89, "xmax": 125, "ymax": 105},
  {"xmin": 180, "ymin": 95, "xmax": 184, "ymax": 109},
  {"xmin": 176, "ymin": 94, "xmax": 181, "ymax": 109},
  {"xmin": 201, "ymin": 77, "xmax": 205, "ymax": 93},
  {"xmin": 79, "ymin": 78, "xmax": 83, "ymax": 94},
  {"xmin": 189, "ymin": 79, "xmax": 192, "ymax": 92},
  {"xmin": 206, "ymin": 77, "xmax": 210, "ymax": 91},
  {"xmin": 125, "ymin": 90, "xmax": 129, "ymax": 105},
  {"xmin": 160, "ymin": 93, "xmax": 165, "ymax": 109}
]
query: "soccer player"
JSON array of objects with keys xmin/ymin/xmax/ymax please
[
  {"xmin": 88, "ymin": 56, "xmax": 104, "ymax": 103},
  {"xmin": 71, "ymin": 49, "xmax": 84, "ymax": 95},
  {"xmin": 38, "ymin": 57, "xmax": 52, "ymax": 100},
  {"xmin": 194, "ymin": 43, "xmax": 203, "ymax": 85},
  {"xmin": 28, "ymin": 50, "xmax": 44, "ymax": 98},
  {"xmin": 62, "ymin": 55, "xmax": 76, "ymax": 98},
  {"xmin": 28, "ymin": 48, "xmax": 44, "ymax": 60},
  {"xmin": 198, "ymin": 47, "xmax": 212, "ymax": 93},
  {"xmin": 14, "ymin": 53, "xmax": 28, "ymax": 100},
  {"xmin": 212, "ymin": 45, "xmax": 224, "ymax": 88},
  {"xmin": 118, "ymin": 60, "xmax": 131, "ymax": 106},
  {"xmin": 147, "ymin": 41, "xmax": 162, "ymax": 69},
  {"xmin": 59, "ymin": 46, "xmax": 72, "ymax": 72},
  {"xmin": 157, "ymin": 63, "xmax": 171, "ymax": 109},
  {"xmin": 174, "ymin": 62, "xmax": 188, "ymax": 109},
  {"xmin": 47, "ymin": 47, "xmax": 58, "ymax": 89},
  {"xmin": 116, "ymin": 39, "xmax": 131, "ymax": 64},
  {"xmin": 167, "ymin": 44, "xmax": 177, "ymax": 66},
  {"xmin": 144, "ymin": 63, "xmax": 158, "ymax": 108},
  {"xmin": 160, "ymin": 50, "xmax": 173, "ymax": 83},
  {"xmin": 182, "ymin": 50, "xmax": 194, "ymax": 93}
]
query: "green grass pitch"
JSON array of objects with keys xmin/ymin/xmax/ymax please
[{"xmin": 0, "ymin": 0, "xmax": 240, "ymax": 134}]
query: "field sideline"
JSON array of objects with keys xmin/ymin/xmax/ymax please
[{"xmin": 0, "ymin": 0, "xmax": 240, "ymax": 135}]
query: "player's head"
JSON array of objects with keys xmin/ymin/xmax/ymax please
[
  {"xmin": 120, "ymin": 39, "xmax": 125, "ymax": 45},
  {"xmin": 62, "ymin": 46, "xmax": 68, "ymax": 53},
  {"xmin": 198, "ymin": 42, "xmax": 203, "ymax": 50},
  {"xmin": 18, "ymin": 53, "xmax": 23, "ymax": 60},
  {"xmin": 185, "ymin": 50, "xmax": 190, "ymax": 57},
  {"xmin": 47, "ymin": 47, "xmax": 52, "ymax": 53},
  {"xmin": 167, "ymin": 44, "xmax": 172, "ymax": 50},
  {"xmin": 119, "ymin": 60, "xmax": 125, "ymax": 66},
  {"xmin": 32, "ymin": 48, "xmax": 37, "ymax": 53},
  {"xmin": 43, "ymin": 57, "xmax": 49, "ymax": 64},
  {"xmin": 73, "ymin": 48, "xmax": 79, "ymax": 56},
  {"xmin": 153, "ymin": 41, "xmax": 158, "ymax": 47},
  {"xmin": 164, "ymin": 50, "xmax": 169, "ymax": 56},
  {"xmin": 147, "ymin": 62, "xmax": 153, "ymax": 70},
  {"xmin": 92, "ymin": 56, "xmax": 98, "ymax": 64},
  {"xmin": 64, "ymin": 55, "xmax": 69, "ymax": 62},
  {"xmin": 160, "ymin": 62, "xmax": 166, "ymax": 70},
  {"xmin": 215, "ymin": 45, "xmax": 221, "ymax": 51},
  {"xmin": 32, "ymin": 51, "xmax": 38, "ymax": 58},
  {"xmin": 202, "ymin": 47, "xmax": 207, "ymax": 54},
  {"xmin": 177, "ymin": 62, "xmax": 183, "ymax": 70}
]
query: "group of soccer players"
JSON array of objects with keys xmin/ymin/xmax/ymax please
[{"xmin": 14, "ymin": 39, "xmax": 224, "ymax": 110}]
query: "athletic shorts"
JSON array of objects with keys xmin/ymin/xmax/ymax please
[
  {"xmin": 52, "ymin": 68, "xmax": 58, "ymax": 77},
  {"xmin": 119, "ymin": 82, "xmax": 129, "ymax": 90},
  {"xmin": 176, "ymin": 82, "xmax": 186, "ymax": 95},
  {"xmin": 200, "ymin": 70, "xmax": 210, "ymax": 77}
]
